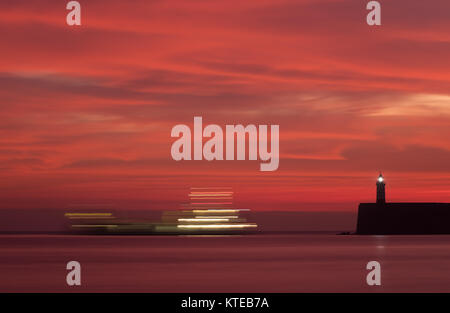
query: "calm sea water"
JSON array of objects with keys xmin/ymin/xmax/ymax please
[{"xmin": 1, "ymin": 234, "xmax": 450, "ymax": 292}]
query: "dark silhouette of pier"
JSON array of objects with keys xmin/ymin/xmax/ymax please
[{"xmin": 356, "ymin": 174, "xmax": 450, "ymax": 235}]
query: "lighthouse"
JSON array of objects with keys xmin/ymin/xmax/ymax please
[
  {"xmin": 376, "ymin": 173, "xmax": 386, "ymax": 204},
  {"xmin": 357, "ymin": 173, "xmax": 450, "ymax": 234}
]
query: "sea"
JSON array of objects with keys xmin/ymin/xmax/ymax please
[{"xmin": 1, "ymin": 233, "xmax": 450, "ymax": 292}]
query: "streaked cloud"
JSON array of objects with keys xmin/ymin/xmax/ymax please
[{"xmin": 0, "ymin": 0, "xmax": 449, "ymax": 209}]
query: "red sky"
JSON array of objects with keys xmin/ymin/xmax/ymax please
[{"xmin": 0, "ymin": 0, "xmax": 449, "ymax": 211}]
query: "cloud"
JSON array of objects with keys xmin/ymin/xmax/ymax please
[{"xmin": 0, "ymin": 0, "xmax": 450, "ymax": 209}]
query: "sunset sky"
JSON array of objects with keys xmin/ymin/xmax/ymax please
[{"xmin": 0, "ymin": 0, "xmax": 449, "ymax": 211}]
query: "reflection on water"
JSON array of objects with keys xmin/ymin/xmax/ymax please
[{"xmin": 1, "ymin": 234, "xmax": 450, "ymax": 292}]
